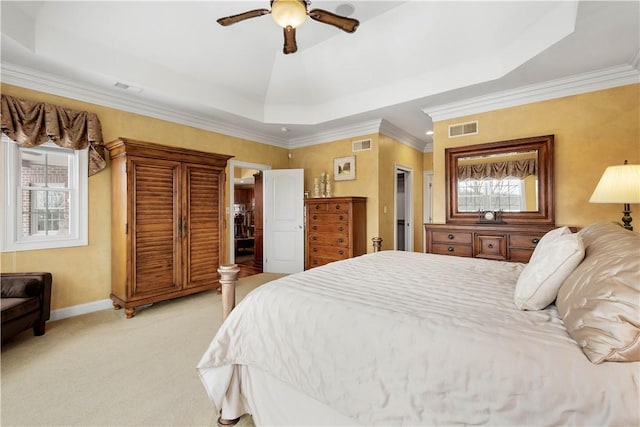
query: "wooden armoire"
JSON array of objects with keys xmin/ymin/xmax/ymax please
[{"xmin": 106, "ymin": 138, "xmax": 231, "ymax": 318}]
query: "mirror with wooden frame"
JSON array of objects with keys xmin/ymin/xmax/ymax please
[{"xmin": 445, "ymin": 135, "xmax": 555, "ymax": 224}]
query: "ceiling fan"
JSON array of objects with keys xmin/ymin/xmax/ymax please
[{"xmin": 217, "ymin": 0, "xmax": 360, "ymax": 54}]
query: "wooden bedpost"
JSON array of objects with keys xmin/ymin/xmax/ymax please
[
  {"xmin": 372, "ymin": 237, "xmax": 383, "ymax": 252},
  {"xmin": 218, "ymin": 264, "xmax": 240, "ymax": 322},
  {"xmin": 214, "ymin": 266, "xmax": 242, "ymax": 427}
]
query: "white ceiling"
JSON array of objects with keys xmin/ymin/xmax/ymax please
[{"xmin": 1, "ymin": 1, "xmax": 638, "ymax": 151}]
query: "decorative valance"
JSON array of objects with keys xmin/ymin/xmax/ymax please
[
  {"xmin": 0, "ymin": 94, "xmax": 106, "ymax": 176},
  {"xmin": 458, "ymin": 159, "xmax": 537, "ymax": 181}
]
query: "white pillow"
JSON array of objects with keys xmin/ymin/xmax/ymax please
[{"xmin": 514, "ymin": 227, "xmax": 585, "ymax": 310}]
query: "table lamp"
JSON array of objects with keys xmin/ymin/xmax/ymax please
[{"xmin": 589, "ymin": 160, "xmax": 640, "ymax": 231}]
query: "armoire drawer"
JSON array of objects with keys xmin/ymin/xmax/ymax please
[
  {"xmin": 474, "ymin": 234, "xmax": 507, "ymax": 260},
  {"xmin": 431, "ymin": 231, "xmax": 473, "ymax": 245},
  {"xmin": 309, "ymin": 222, "xmax": 348, "ymax": 233},
  {"xmin": 431, "ymin": 243, "xmax": 473, "ymax": 257},
  {"xmin": 307, "ymin": 256, "xmax": 338, "ymax": 268},
  {"xmin": 509, "ymin": 234, "xmax": 543, "ymax": 249},
  {"xmin": 309, "ymin": 202, "xmax": 352, "ymax": 213},
  {"xmin": 308, "ymin": 212, "xmax": 349, "ymax": 223},
  {"xmin": 308, "ymin": 244, "xmax": 350, "ymax": 259},
  {"xmin": 308, "ymin": 232, "xmax": 349, "ymax": 246}
]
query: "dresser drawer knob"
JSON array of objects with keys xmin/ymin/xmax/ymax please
[
  {"xmin": 315, "ymin": 205, "xmax": 321, "ymax": 210},
  {"xmin": 338, "ymin": 249, "xmax": 344, "ymax": 255},
  {"xmin": 488, "ymin": 243, "xmax": 494, "ymax": 249},
  {"xmin": 447, "ymin": 246, "xmax": 454, "ymax": 252},
  {"xmin": 312, "ymin": 225, "xmax": 317, "ymax": 231},
  {"xmin": 339, "ymin": 215, "xmax": 344, "ymax": 220},
  {"xmin": 335, "ymin": 205, "xmax": 341, "ymax": 210},
  {"xmin": 532, "ymin": 238, "xmax": 540, "ymax": 244},
  {"xmin": 338, "ymin": 238, "xmax": 344, "ymax": 243},
  {"xmin": 448, "ymin": 234, "xmax": 454, "ymax": 240},
  {"xmin": 312, "ymin": 236, "xmax": 317, "ymax": 241},
  {"xmin": 313, "ymin": 215, "xmax": 317, "ymax": 220},
  {"xmin": 312, "ymin": 247, "xmax": 317, "ymax": 252},
  {"xmin": 338, "ymin": 226, "xmax": 344, "ymax": 232}
]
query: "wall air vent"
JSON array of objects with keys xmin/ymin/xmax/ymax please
[
  {"xmin": 448, "ymin": 120, "xmax": 478, "ymax": 138},
  {"xmin": 352, "ymin": 138, "xmax": 372, "ymax": 152}
]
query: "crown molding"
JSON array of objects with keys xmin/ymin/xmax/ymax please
[
  {"xmin": 379, "ymin": 120, "xmax": 428, "ymax": 152},
  {"xmin": 422, "ymin": 62, "xmax": 640, "ymax": 122},
  {"xmin": 1, "ymin": 63, "xmax": 430, "ymax": 150},
  {"xmin": 630, "ymin": 49, "xmax": 640, "ymax": 70},
  {"xmin": 287, "ymin": 118, "xmax": 431, "ymax": 152},
  {"xmin": 287, "ymin": 119, "xmax": 384, "ymax": 148},
  {"xmin": 0, "ymin": 63, "xmax": 291, "ymax": 148}
]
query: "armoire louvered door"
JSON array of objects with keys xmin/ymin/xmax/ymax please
[
  {"xmin": 130, "ymin": 158, "xmax": 181, "ymax": 298},
  {"xmin": 106, "ymin": 138, "xmax": 231, "ymax": 318},
  {"xmin": 183, "ymin": 163, "xmax": 222, "ymax": 289}
]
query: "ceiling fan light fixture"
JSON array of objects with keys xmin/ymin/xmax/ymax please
[{"xmin": 271, "ymin": 0, "xmax": 307, "ymax": 28}]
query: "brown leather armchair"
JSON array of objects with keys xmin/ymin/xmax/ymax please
[{"xmin": 1, "ymin": 272, "xmax": 52, "ymax": 344}]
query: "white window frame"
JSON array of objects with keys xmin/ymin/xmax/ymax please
[{"xmin": 1, "ymin": 136, "xmax": 88, "ymax": 252}]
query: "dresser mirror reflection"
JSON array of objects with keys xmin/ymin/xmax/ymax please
[{"xmin": 446, "ymin": 135, "xmax": 555, "ymax": 225}]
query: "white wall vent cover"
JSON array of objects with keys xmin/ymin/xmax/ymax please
[
  {"xmin": 448, "ymin": 121, "xmax": 478, "ymax": 138},
  {"xmin": 352, "ymin": 139, "xmax": 372, "ymax": 152}
]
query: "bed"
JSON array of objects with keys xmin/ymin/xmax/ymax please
[{"xmin": 198, "ymin": 222, "xmax": 639, "ymax": 426}]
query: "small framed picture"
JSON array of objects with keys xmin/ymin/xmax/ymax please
[{"xmin": 334, "ymin": 156, "xmax": 356, "ymax": 181}]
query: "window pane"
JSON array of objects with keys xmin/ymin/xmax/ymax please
[
  {"xmin": 21, "ymin": 189, "xmax": 70, "ymax": 237},
  {"xmin": 457, "ymin": 178, "xmax": 525, "ymax": 212},
  {"xmin": 20, "ymin": 147, "xmax": 69, "ymax": 188}
]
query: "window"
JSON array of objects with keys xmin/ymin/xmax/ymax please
[
  {"xmin": 458, "ymin": 178, "xmax": 527, "ymax": 212},
  {"xmin": 1, "ymin": 136, "xmax": 88, "ymax": 251}
]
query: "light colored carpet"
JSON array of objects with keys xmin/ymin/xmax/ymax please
[{"xmin": 1, "ymin": 273, "xmax": 285, "ymax": 427}]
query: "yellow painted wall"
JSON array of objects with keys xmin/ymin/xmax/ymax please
[
  {"xmin": 1, "ymin": 84, "xmax": 288, "ymax": 310},
  {"xmin": 4, "ymin": 82, "xmax": 637, "ymax": 312},
  {"xmin": 378, "ymin": 135, "xmax": 425, "ymax": 252},
  {"xmin": 290, "ymin": 134, "xmax": 425, "ymax": 252},
  {"xmin": 289, "ymin": 134, "xmax": 381, "ymax": 248},
  {"xmin": 432, "ymin": 83, "xmax": 640, "ymax": 227},
  {"xmin": 423, "ymin": 151, "xmax": 434, "ymax": 171}
]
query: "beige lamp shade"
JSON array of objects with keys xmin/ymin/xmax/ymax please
[{"xmin": 589, "ymin": 163, "xmax": 640, "ymax": 204}]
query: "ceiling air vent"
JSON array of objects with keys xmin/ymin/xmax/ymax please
[
  {"xmin": 448, "ymin": 121, "xmax": 478, "ymax": 138},
  {"xmin": 114, "ymin": 82, "xmax": 143, "ymax": 93},
  {"xmin": 352, "ymin": 138, "xmax": 372, "ymax": 152}
]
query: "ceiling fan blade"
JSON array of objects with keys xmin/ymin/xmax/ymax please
[
  {"xmin": 283, "ymin": 26, "xmax": 297, "ymax": 54},
  {"xmin": 308, "ymin": 8, "xmax": 359, "ymax": 33},
  {"xmin": 217, "ymin": 9, "xmax": 270, "ymax": 26}
]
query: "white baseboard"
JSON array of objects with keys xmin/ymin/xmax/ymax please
[{"xmin": 50, "ymin": 299, "xmax": 113, "ymax": 322}]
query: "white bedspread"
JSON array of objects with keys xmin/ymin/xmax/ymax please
[{"xmin": 198, "ymin": 251, "xmax": 640, "ymax": 426}]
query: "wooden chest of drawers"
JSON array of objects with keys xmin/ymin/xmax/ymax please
[
  {"xmin": 305, "ymin": 197, "xmax": 367, "ymax": 269},
  {"xmin": 425, "ymin": 223, "xmax": 559, "ymax": 263}
]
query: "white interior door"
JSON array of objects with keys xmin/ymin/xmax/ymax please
[
  {"xmin": 394, "ymin": 164, "xmax": 413, "ymax": 251},
  {"xmin": 263, "ymin": 169, "xmax": 304, "ymax": 273}
]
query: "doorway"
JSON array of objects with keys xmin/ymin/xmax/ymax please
[
  {"xmin": 395, "ymin": 164, "xmax": 413, "ymax": 251},
  {"xmin": 423, "ymin": 171, "xmax": 433, "ymax": 252},
  {"xmin": 228, "ymin": 160, "xmax": 270, "ymax": 277}
]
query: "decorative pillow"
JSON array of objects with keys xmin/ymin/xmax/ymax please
[
  {"xmin": 556, "ymin": 223, "xmax": 640, "ymax": 364},
  {"xmin": 514, "ymin": 226, "xmax": 585, "ymax": 310}
]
